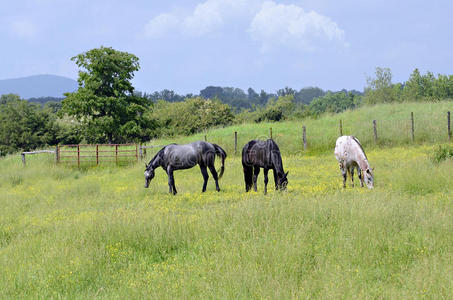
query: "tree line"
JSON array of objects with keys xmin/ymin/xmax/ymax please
[{"xmin": 2, "ymin": 46, "xmax": 453, "ymax": 156}]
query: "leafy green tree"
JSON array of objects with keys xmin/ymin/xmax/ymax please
[
  {"xmin": 363, "ymin": 67, "xmax": 397, "ymax": 104},
  {"xmin": 294, "ymin": 87, "xmax": 326, "ymax": 104},
  {"xmin": 276, "ymin": 87, "xmax": 296, "ymax": 97},
  {"xmin": 433, "ymin": 74, "xmax": 453, "ymax": 99},
  {"xmin": 257, "ymin": 95, "xmax": 295, "ymax": 122},
  {"xmin": 308, "ymin": 91, "xmax": 359, "ymax": 116},
  {"xmin": 152, "ymin": 97, "xmax": 234, "ymax": 136},
  {"xmin": 0, "ymin": 93, "xmax": 21, "ymax": 104},
  {"xmin": 0, "ymin": 96, "xmax": 61, "ymax": 155},
  {"xmin": 61, "ymin": 46, "xmax": 155, "ymax": 143}
]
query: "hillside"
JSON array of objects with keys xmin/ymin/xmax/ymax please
[
  {"xmin": 145, "ymin": 101, "xmax": 453, "ymax": 156},
  {"xmin": 0, "ymin": 74, "xmax": 77, "ymax": 99}
]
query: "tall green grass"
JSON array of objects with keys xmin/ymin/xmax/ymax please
[
  {"xmin": 1, "ymin": 145, "xmax": 453, "ymax": 298},
  {"xmin": 145, "ymin": 101, "xmax": 453, "ymax": 155}
]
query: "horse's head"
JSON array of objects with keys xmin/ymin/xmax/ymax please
[
  {"xmin": 278, "ymin": 171, "xmax": 289, "ymax": 190},
  {"xmin": 364, "ymin": 168, "xmax": 374, "ymax": 189},
  {"xmin": 144, "ymin": 165, "xmax": 155, "ymax": 188}
]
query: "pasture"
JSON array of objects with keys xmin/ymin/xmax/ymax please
[
  {"xmin": 149, "ymin": 101, "xmax": 453, "ymax": 155},
  {"xmin": 1, "ymin": 142, "xmax": 453, "ymax": 298}
]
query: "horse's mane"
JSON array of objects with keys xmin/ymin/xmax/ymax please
[
  {"xmin": 351, "ymin": 136, "xmax": 367, "ymax": 160},
  {"xmin": 148, "ymin": 144, "xmax": 174, "ymax": 167},
  {"xmin": 267, "ymin": 138, "xmax": 280, "ymax": 151}
]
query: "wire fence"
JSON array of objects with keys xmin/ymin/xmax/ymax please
[
  {"xmin": 139, "ymin": 110, "xmax": 453, "ymax": 157},
  {"xmin": 21, "ymin": 111, "xmax": 453, "ymax": 165}
]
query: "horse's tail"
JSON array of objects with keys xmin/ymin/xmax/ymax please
[{"xmin": 212, "ymin": 143, "xmax": 227, "ymax": 179}]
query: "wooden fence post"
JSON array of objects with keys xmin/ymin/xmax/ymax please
[
  {"xmin": 139, "ymin": 144, "xmax": 143, "ymax": 160},
  {"xmin": 270, "ymin": 127, "xmax": 273, "ymax": 139},
  {"xmin": 21, "ymin": 153, "xmax": 26, "ymax": 165},
  {"xmin": 373, "ymin": 120, "xmax": 378, "ymax": 143},
  {"xmin": 411, "ymin": 112, "xmax": 415, "ymax": 142},
  {"xmin": 55, "ymin": 145, "xmax": 59, "ymax": 164},
  {"xmin": 204, "ymin": 135, "xmax": 207, "ymax": 141},
  {"xmin": 302, "ymin": 126, "xmax": 307, "ymax": 150},
  {"xmin": 135, "ymin": 144, "xmax": 138, "ymax": 162},
  {"xmin": 115, "ymin": 145, "xmax": 118, "ymax": 165},
  {"xmin": 339, "ymin": 120, "xmax": 343, "ymax": 136},
  {"xmin": 96, "ymin": 144, "xmax": 99, "ymax": 165},
  {"xmin": 448, "ymin": 111, "xmax": 451, "ymax": 141},
  {"xmin": 234, "ymin": 131, "xmax": 238, "ymax": 154},
  {"xmin": 77, "ymin": 145, "xmax": 80, "ymax": 168}
]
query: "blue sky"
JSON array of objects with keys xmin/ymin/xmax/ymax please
[{"xmin": 1, "ymin": 0, "xmax": 452, "ymax": 94}]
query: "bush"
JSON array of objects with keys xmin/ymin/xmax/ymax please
[
  {"xmin": 430, "ymin": 145, "xmax": 453, "ymax": 163},
  {"xmin": 308, "ymin": 91, "xmax": 360, "ymax": 116},
  {"xmin": 0, "ymin": 95, "xmax": 61, "ymax": 155},
  {"xmin": 152, "ymin": 97, "xmax": 234, "ymax": 136},
  {"xmin": 256, "ymin": 95, "xmax": 295, "ymax": 122}
]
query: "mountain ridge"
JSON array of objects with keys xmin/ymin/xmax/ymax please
[{"xmin": 0, "ymin": 74, "xmax": 78, "ymax": 99}]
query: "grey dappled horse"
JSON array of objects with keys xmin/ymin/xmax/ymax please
[
  {"xmin": 242, "ymin": 139, "xmax": 288, "ymax": 194},
  {"xmin": 334, "ymin": 136, "xmax": 374, "ymax": 189},
  {"xmin": 144, "ymin": 141, "xmax": 227, "ymax": 195}
]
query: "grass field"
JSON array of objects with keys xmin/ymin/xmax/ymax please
[
  {"xmin": 2, "ymin": 102, "xmax": 453, "ymax": 298},
  {"xmin": 2, "ymin": 144, "xmax": 453, "ymax": 298},
  {"xmin": 148, "ymin": 101, "xmax": 453, "ymax": 155}
]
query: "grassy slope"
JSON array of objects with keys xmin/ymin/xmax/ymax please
[
  {"xmin": 148, "ymin": 101, "xmax": 453, "ymax": 155},
  {"xmin": 1, "ymin": 102, "xmax": 453, "ymax": 298}
]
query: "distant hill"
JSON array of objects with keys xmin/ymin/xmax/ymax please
[{"xmin": 0, "ymin": 75, "xmax": 78, "ymax": 99}]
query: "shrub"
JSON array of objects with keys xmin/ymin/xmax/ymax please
[
  {"xmin": 152, "ymin": 97, "xmax": 234, "ymax": 136},
  {"xmin": 430, "ymin": 145, "xmax": 453, "ymax": 163}
]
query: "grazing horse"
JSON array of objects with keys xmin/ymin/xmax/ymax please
[
  {"xmin": 334, "ymin": 136, "xmax": 374, "ymax": 189},
  {"xmin": 144, "ymin": 141, "xmax": 227, "ymax": 195},
  {"xmin": 242, "ymin": 139, "xmax": 288, "ymax": 194}
]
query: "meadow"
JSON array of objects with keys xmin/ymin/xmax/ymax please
[
  {"xmin": 1, "ymin": 102, "xmax": 453, "ymax": 298},
  {"xmin": 149, "ymin": 101, "xmax": 453, "ymax": 155}
]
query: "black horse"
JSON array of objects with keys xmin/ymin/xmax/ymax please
[
  {"xmin": 242, "ymin": 139, "xmax": 288, "ymax": 194},
  {"xmin": 144, "ymin": 141, "xmax": 227, "ymax": 195}
]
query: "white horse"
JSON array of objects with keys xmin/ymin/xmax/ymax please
[{"xmin": 334, "ymin": 136, "xmax": 374, "ymax": 189}]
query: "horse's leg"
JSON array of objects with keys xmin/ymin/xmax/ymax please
[
  {"xmin": 263, "ymin": 168, "xmax": 269, "ymax": 195},
  {"xmin": 253, "ymin": 167, "xmax": 260, "ymax": 192},
  {"xmin": 168, "ymin": 168, "xmax": 177, "ymax": 195},
  {"xmin": 339, "ymin": 162, "xmax": 346, "ymax": 188},
  {"xmin": 273, "ymin": 169, "xmax": 279, "ymax": 190},
  {"xmin": 200, "ymin": 165, "xmax": 209, "ymax": 192},
  {"xmin": 167, "ymin": 167, "xmax": 173, "ymax": 194},
  {"xmin": 208, "ymin": 164, "xmax": 220, "ymax": 192},
  {"xmin": 350, "ymin": 166, "xmax": 355, "ymax": 187},
  {"xmin": 243, "ymin": 166, "xmax": 253, "ymax": 192},
  {"xmin": 172, "ymin": 176, "xmax": 177, "ymax": 195},
  {"xmin": 357, "ymin": 166, "xmax": 364, "ymax": 187}
]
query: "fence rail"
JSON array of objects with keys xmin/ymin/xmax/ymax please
[
  {"xmin": 57, "ymin": 144, "xmax": 139, "ymax": 167},
  {"xmin": 21, "ymin": 111, "xmax": 453, "ymax": 165},
  {"xmin": 21, "ymin": 150, "xmax": 56, "ymax": 165}
]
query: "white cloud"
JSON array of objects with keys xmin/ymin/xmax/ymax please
[
  {"xmin": 144, "ymin": 13, "xmax": 180, "ymax": 38},
  {"xmin": 8, "ymin": 19, "xmax": 38, "ymax": 40},
  {"xmin": 142, "ymin": 0, "xmax": 347, "ymax": 51},
  {"xmin": 143, "ymin": 0, "xmax": 260, "ymax": 38},
  {"xmin": 248, "ymin": 1, "xmax": 346, "ymax": 52}
]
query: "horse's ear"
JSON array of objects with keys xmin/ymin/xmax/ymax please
[{"xmin": 285, "ymin": 171, "xmax": 289, "ymax": 177}]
